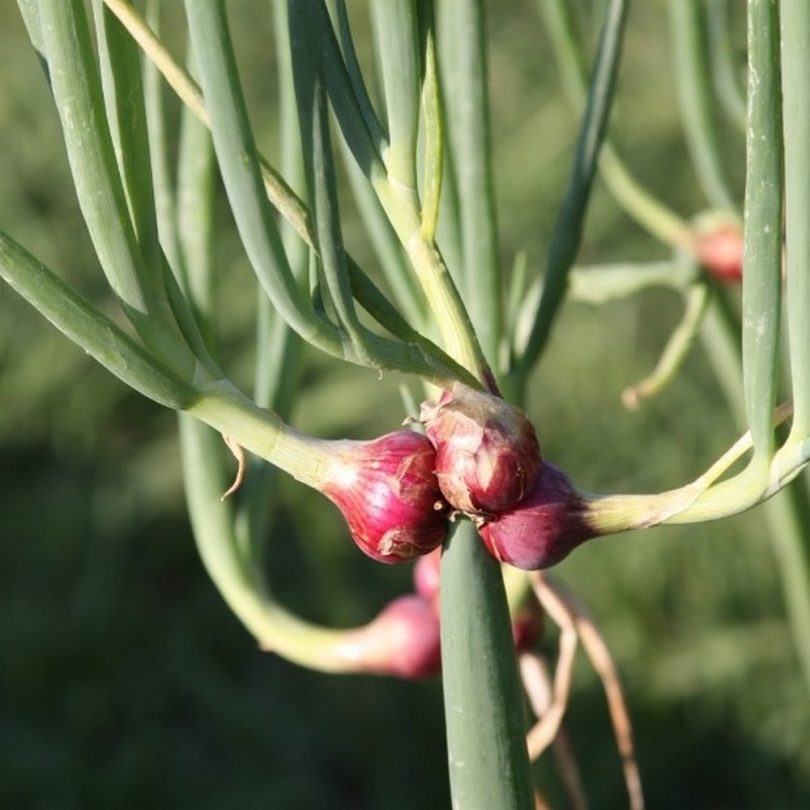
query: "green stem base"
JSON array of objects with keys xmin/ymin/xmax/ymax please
[{"xmin": 440, "ymin": 520, "xmax": 534, "ymax": 810}]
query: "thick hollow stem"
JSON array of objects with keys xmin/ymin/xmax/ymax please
[
  {"xmin": 439, "ymin": 0, "xmax": 503, "ymax": 368},
  {"xmin": 740, "ymin": 0, "xmax": 783, "ymax": 463},
  {"xmin": 440, "ymin": 520, "xmax": 535, "ymax": 810},
  {"xmin": 780, "ymin": 0, "xmax": 810, "ymax": 441}
]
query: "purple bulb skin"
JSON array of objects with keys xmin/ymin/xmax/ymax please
[{"xmin": 478, "ymin": 463, "xmax": 594, "ymax": 570}]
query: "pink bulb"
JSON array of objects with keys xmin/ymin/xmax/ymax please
[
  {"xmin": 348, "ymin": 594, "xmax": 442, "ymax": 679},
  {"xmin": 421, "ymin": 383, "xmax": 541, "ymax": 514},
  {"xmin": 320, "ymin": 430, "xmax": 448, "ymax": 564},
  {"xmin": 413, "ymin": 546, "xmax": 442, "ymax": 606},
  {"xmin": 695, "ymin": 226, "xmax": 743, "ymax": 283}
]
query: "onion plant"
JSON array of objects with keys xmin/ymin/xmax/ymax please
[{"xmin": 3, "ymin": 1, "xmax": 809, "ymax": 807}]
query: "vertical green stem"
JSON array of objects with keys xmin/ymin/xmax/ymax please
[
  {"xmin": 260, "ymin": 0, "xmax": 306, "ymax": 414},
  {"xmin": 706, "ymin": 0, "xmax": 746, "ymax": 132},
  {"xmin": 371, "ymin": 0, "xmax": 421, "ymax": 191},
  {"xmin": 176, "ymin": 103, "xmax": 217, "ymax": 346},
  {"xmin": 764, "ymin": 482, "xmax": 810, "ymax": 692},
  {"xmin": 439, "ymin": 0, "xmax": 502, "ymax": 368},
  {"xmin": 143, "ymin": 0, "xmax": 182, "ymax": 276},
  {"xmin": 140, "ymin": 8, "xmax": 218, "ymax": 373},
  {"xmin": 780, "ymin": 0, "xmax": 810, "ymax": 441},
  {"xmin": 440, "ymin": 521, "xmax": 534, "ymax": 810},
  {"xmin": 741, "ymin": 0, "xmax": 783, "ymax": 466},
  {"xmin": 668, "ymin": 0, "xmax": 736, "ymax": 211},
  {"xmin": 419, "ymin": 1, "xmax": 443, "ymax": 244},
  {"xmin": 701, "ymin": 298, "xmax": 810, "ymax": 692}
]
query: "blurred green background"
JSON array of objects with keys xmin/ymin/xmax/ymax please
[{"xmin": 1, "ymin": 1, "xmax": 808, "ymax": 808}]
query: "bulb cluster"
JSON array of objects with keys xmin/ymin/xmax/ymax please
[
  {"xmin": 421, "ymin": 384, "xmax": 594, "ymax": 570},
  {"xmin": 316, "ymin": 385, "xmax": 595, "ymax": 678},
  {"xmin": 319, "ymin": 383, "xmax": 594, "ymax": 571}
]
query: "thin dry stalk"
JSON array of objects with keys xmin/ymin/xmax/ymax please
[
  {"xmin": 520, "ymin": 652, "xmax": 590, "ymax": 810},
  {"xmin": 221, "ymin": 435, "xmax": 246, "ymax": 500},
  {"xmin": 523, "ymin": 595, "xmax": 578, "ymax": 757},
  {"xmin": 529, "ymin": 573, "xmax": 645, "ymax": 810},
  {"xmin": 534, "ymin": 790, "xmax": 553, "ymax": 810}
]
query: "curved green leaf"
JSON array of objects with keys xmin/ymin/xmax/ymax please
[{"xmin": 0, "ymin": 232, "xmax": 196, "ymax": 410}]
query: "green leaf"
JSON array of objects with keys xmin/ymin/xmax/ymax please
[
  {"xmin": 142, "ymin": 0, "xmax": 183, "ymax": 277},
  {"xmin": 92, "ymin": 0, "xmax": 163, "ymax": 279},
  {"xmin": 298, "ymin": 0, "xmax": 386, "ymax": 183},
  {"xmin": 185, "ymin": 0, "xmax": 343, "ymax": 358},
  {"xmin": 37, "ymin": 0, "xmax": 195, "ymax": 378},
  {"xmin": 288, "ymin": 0, "xmax": 473, "ymax": 382},
  {"xmin": 39, "ymin": 0, "xmax": 149, "ymax": 312},
  {"xmin": 140, "ymin": 7, "xmax": 218, "ymax": 372},
  {"xmin": 176, "ymin": 95, "xmax": 217, "ymax": 350},
  {"xmin": 538, "ymin": 0, "xmax": 689, "ymax": 249},
  {"xmin": 288, "ymin": 5, "xmax": 366, "ymax": 351},
  {"xmin": 16, "ymin": 0, "xmax": 48, "ymax": 74},
  {"xmin": 256, "ymin": 0, "xmax": 307, "ymax": 416},
  {"xmin": 518, "ymin": 0, "xmax": 630, "ymax": 376},
  {"xmin": 668, "ymin": 0, "xmax": 736, "ymax": 211},
  {"xmin": 341, "ymin": 142, "xmax": 425, "ymax": 325},
  {"xmin": 346, "ymin": 262, "xmax": 479, "ymax": 388},
  {"xmin": 0, "ymin": 231, "xmax": 195, "ymax": 410},
  {"xmin": 332, "ymin": 0, "xmax": 388, "ymax": 155}
]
